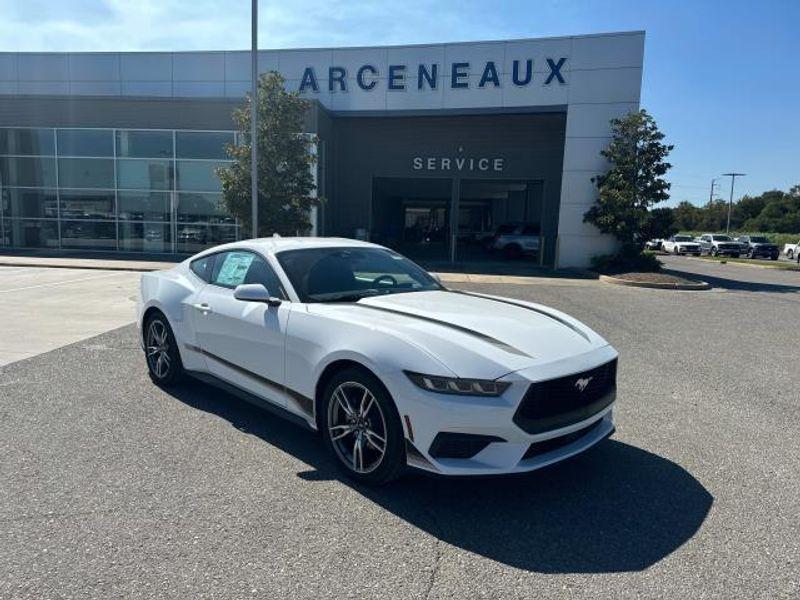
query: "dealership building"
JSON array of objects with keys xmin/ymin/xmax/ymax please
[{"xmin": 0, "ymin": 31, "xmax": 644, "ymax": 267}]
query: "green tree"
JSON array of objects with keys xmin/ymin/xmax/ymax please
[
  {"xmin": 697, "ymin": 199, "xmax": 729, "ymax": 231},
  {"xmin": 217, "ymin": 71, "xmax": 320, "ymax": 236},
  {"xmin": 584, "ymin": 110, "xmax": 673, "ymax": 250},
  {"xmin": 643, "ymin": 206, "xmax": 677, "ymax": 239},
  {"xmin": 672, "ymin": 200, "xmax": 702, "ymax": 231}
]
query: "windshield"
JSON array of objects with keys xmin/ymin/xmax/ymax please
[
  {"xmin": 674, "ymin": 236, "xmax": 693, "ymax": 242},
  {"xmin": 712, "ymin": 235, "xmax": 732, "ymax": 241},
  {"xmin": 276, "ymin": 246, "xmax": 442, "ymax": 302},
  {"xmin": 750, "ymin": 236, "xmax": 769, "ymax": 243}
]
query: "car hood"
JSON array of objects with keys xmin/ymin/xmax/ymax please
[
  {"xmin": 308, "ymin": 290, "xmax": 609, "ymax": 378},
  {"xmin": 677, "ymin": 242, "xmax": 700, "ymax": 246}
]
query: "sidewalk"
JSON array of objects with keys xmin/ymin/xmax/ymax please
[
  {"xmin": 0, "ymin": 250, "xmax": 597, "ymax": 285},
  {"xmin": 0, "ymin": 254, "xmax": 176, "ymax": 272}
]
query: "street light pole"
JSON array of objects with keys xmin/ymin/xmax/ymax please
[
  {"xmin": 722, "ymin": 173, "xmax": 746, "ymax": 235},
  {"xmin": 250, "ymin": 0, "xmax": 258, "ymax": 239}
]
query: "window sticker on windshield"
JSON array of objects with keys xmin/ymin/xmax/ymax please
[{"xmin": 216, "ymin": 252, "xmax": 254, "ymax": 287}]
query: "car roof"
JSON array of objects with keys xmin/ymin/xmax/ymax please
[{"xmin": 191, "ymin": 236, "xmax": 383, "ymax": 259}]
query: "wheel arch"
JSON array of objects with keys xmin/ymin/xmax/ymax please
[
  {"xmin": 313, "ymin": 358, "xmax": 387, "ymax": 430},
  {"xmin": 141, "ymin": 305, "xmax": 166, "ymax": 339}
]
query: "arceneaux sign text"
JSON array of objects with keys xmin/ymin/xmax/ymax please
[{"xmin": 298, "ymin": 58, "xmax": 567, "ymax": 93}]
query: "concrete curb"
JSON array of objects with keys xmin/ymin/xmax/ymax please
[
  {"xmin": 599, "ymin": 274, "xmax": 711, "ymax": 290},
  {"xmin": 0, "ymin": 259, "xmax": 170, "ymax": 272}
]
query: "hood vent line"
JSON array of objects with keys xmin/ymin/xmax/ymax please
[
  {"xmin": 448, "ymin": 290, "xmax": 591, "ymax": 342},
  {"xmin": 349, "ymin": 302, "xmax": 532, "ymax": 358}
]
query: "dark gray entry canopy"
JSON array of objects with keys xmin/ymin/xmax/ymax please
[{"xmin": 318, "ymin": 111, "xmax": 566, "ymax": 265}]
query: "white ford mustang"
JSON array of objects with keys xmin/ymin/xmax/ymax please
[{"xmin": 137, "ymin": 237, "xmax": 618, "ymax": 484}]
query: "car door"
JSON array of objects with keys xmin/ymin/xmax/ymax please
[{"xmin": 191, "ymin": 249, "xmax": 291, "ymax": 406}]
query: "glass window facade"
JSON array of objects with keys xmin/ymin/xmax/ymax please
[
  {"xmin": 0, "ymin": 126, "xmax": 240, "ymax": 252},
  {"xmin": 57, "ymin": 129, "xmax": 114, "ymax": 157},
  {"xmin": 176, "ymin": 131, "xmax": 233, "ymax": 159},
  {"xmin": 116, "ymin": 130, "xmax": 173, "ymax": 159}
]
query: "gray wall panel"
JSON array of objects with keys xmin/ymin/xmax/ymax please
[
  {"xmin": 120, "ymin": 54, "xmax": 172, "ymax": 81},
  {"xmin": 173, "ymin": 53, "xmax": 225, "ymax": 81},
  {"xmin": 0, "ymin": 96, "xmax": 243, "ymax": 130},
  {"xmin": 121, "ymin": 81, "xmax": 173, "ymax": 97},
  {"xmin": 18, "ymin": 54, "xmax": 68, "ymax": 81},
  {"xmin": 0, "ymin": 54, "xmax": 17, "ymax": 80},
  {"xmin": 69, "ymin": 54, "xmax": 120, "ymax": 81}
]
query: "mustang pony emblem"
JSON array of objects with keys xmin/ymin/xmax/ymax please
[{"xmin": 574, "ymin": 377, "xmax": 593, "ymax": 392}]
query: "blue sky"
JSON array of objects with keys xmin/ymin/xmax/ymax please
[{"xmin": 1, "ymin": 0, "xmax": 797, "ymax": 206}]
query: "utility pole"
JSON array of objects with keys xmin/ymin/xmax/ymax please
[
  {"xmin": 708, "ymin": 178, "xmax": 718, "ymax": 204},
  {"xmin": 250, "ymin": 0, "xmax": 258, "ymax": 239},
  {"xmin": 722, "ymin": 173, "xmax": 746, "ymax": 235}
]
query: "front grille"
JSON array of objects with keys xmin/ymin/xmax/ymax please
[
  {"xmin": 513, "ymin": 359, "xmax": 617, "ymax": 434},
  {"xmin": 521, "ymin": 419, "xmax": 604, "ymax": 460}
]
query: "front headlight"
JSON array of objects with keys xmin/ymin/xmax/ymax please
[{"xmin": 404, "ymin": 371, "xmax": 510, "ymax": 396}]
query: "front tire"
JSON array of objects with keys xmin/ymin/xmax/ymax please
[
  {"xmin": 321, "ymin": 367, "xmax": 406, "ymax": 485},
  {"xmin": 788, "ymin": 249, "xmax": 794, "ymax": 260},
  {"xmin": 144, "ymin": 312, "xmax": 185, "ymax": 387}
]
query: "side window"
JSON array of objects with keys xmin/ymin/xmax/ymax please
[
  {"xmin": 210, "ymin": 250, "xmax": 286, "ymax": 298},
  {"xmin": 211, "ymin": 251, "xmax": 255, "ymax": 289},
  {"xmin": 190, "ymin": 255, "xmax": 215, "ymax": 282},
  {"xmin": 242, "ymin": 254, "xmax": 286, "ymax": 298}
]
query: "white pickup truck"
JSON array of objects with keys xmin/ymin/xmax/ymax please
[{"xmin": 783, "ymin": 240, "xmax": 800, "ymax": 260}]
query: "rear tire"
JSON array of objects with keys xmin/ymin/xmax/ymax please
[
  {"xmin": 787, "ymin": 250, "xmax": 793, "ymax": 260},
  {"xmin": 144, "ymin": 312, "xmax": 185, "ymax": 387},
  {"xmin": 320, "ymin": 367, "xmax": 406, "ymax": 486}
]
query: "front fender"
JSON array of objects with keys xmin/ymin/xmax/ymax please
[{"xmin": 284, "ymin": 308, "xmax": 457, "ymax": 406}]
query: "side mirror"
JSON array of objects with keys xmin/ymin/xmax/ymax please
[{"xmin": 234, "ymin": 283, "xmax": 282, "ymax": 306}]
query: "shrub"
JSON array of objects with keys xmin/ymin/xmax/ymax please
[{"xmin": 591, "ymin": 247, "xmax": 662, "ymax": 274}]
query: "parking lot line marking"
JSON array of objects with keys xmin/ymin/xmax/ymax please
[{"xmin": 0, "ymin": 271, "xmax": 132, "ymax": 294}]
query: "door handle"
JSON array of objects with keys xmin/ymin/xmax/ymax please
[{"xmin": 192, "ymin": 303, "xmax": 213, "ymax": 314}]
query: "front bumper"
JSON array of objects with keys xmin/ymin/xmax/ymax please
[
  {"xmin": 387, "ymin": 345, "xmax": 618, "ymax": 476},
  {"xmin": 750, "ymin": 248, "xmax": 779, "ymax": 258},
  {"xmin": 677, "ymin": 246, "xmax": 701, "ymax": 254}
]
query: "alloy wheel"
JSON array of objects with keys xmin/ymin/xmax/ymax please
[
  {"xmin": 146, "ymin": 319, "xmax": 172, "ymax": 379},
  {"xmin": 327, "ymin": 381, "xmax": 388, "ymax": 474}
]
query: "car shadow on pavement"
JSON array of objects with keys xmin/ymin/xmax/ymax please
[
  {"xmin": 662, "ymin": 268, "xmax": 800, "ymax": 293},
  {"xmin": 168, "ymin": 379, "xmax": 713, "ymax": 575}
]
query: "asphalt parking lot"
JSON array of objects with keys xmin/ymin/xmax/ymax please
[{"xmin": 1, "ymin": 262, "xmax": 799, "ymax": 599}]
